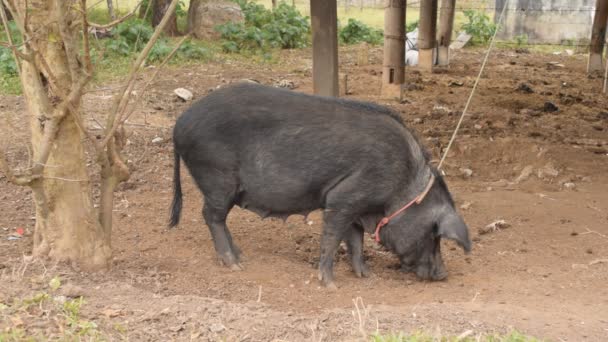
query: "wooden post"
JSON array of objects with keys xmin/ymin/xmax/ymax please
[
  {"xmin": 437, "ymin": 0, "xmax": 455, "ymax": 66},
  {"xmin": 588, "ymin": 0, "xmax": 608, "ymax": 73},
  {"xmin": 311, "ymin": 0, "xmax": 339, "ymax": 97},
  {"xmin": 381, "ymin": 0, "xmax": 406, "ymax": 98},
  {"xmin": 418, "ymin": 0, "xmax": 438, "ymax": 72}
]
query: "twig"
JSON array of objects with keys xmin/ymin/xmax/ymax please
[
  {"xmin": 102, "ymin": 0, "xmax": 180, "ymax": 149},
  {"xmin": 352, "ymin": 297, "xmax": 369, "ymax": 339},
  {"xmin": 580, "ymin": 228, "xmax": 608, "ymax": 239},
  {"xmin": 257, "ymin": 285, "xmax": 262, "ymax": 302},
  {"xmin": 43, "ymin": 176, "xmax": 88, "ymax": 182},
  {"xmin": 81, "ymin": 0, "xmax": 93, "ymax": 75},
  {"xmin": 124, "ymin": 122, "xmax": 170, "ymax": 129},
  {"xmin": 88, "ymin": 0, "xmax": 143, "ymax": 29},
  {"xmin": 122, "ymin": 34, "xmax": 191, "ymax": 125}
]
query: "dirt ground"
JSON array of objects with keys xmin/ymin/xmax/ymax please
[{"xmin": 1, "ymin": 46, "xmax": 608, "ymax": 341}]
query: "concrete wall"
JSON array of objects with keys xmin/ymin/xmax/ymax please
[{"xmin": 495, "ymin": 0, "xmax": 596, "ymax": 44}]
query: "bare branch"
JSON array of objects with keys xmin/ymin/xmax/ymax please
[
  {"xmin": 88, "ymin": 0, "xmax": 143, "ymax": 29},
  {"xmin": 80, "ymin": 0, "xmax": 93, "ymax": 74},
  {"xmin": 122, "ymin": 34, "xmax": 191, "ymax": 124},
  {"xmin": 56, "ymin": 2, "xmax": 82, "ymax": 86},
  {"xmin": 101, "ymin": 0, "xmax": 180, "ymax": 149}
]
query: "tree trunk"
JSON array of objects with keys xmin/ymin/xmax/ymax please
[
  {"xmin": 272, "ymin": 0, "xmax": 277, "ymax": 9},
  {"xmin": 16, "ymin": 0, "xmax": 111, "ymax": 269},
  {"xmin": 2, "ymin": 2, "xmax": 12, "ymax": 20},
  {"xmin": 106, "ymin": 0, "xmax": 116, "ymax": 19},
  {"xmin": 187, "ymin": 0, "xmax": 201, "ymax": 34},
  {"xmin": 153, "ymin": 0, "xmax": 178, "ymax": 36}
]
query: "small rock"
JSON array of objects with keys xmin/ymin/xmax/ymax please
[
  {"xmin": 592, "ymin": 124, "xmax": 604, "ymax": 131},
  {"xmin": 563, "ymin": 182, "xmax": 576, "ymax": 190},
  {"xmin": 60, "ymin": 284, "xmax": 85, "ymax": 298},
  {"xmin": 565, "ymin": 49, "xmax": 574, "ymax": 56},
  {"xmin": 460, "ymin": 201, "xmax": 472, "ymax": 210},
  {"xmin": 174, "ymin": 88, "xmax": 193, "ymax": 101},
  {"xmin": 474, "ymin": 124, "xmax": 482, "ymax": 130},
  {"xmin": 102, "ymin": 308, "xmax": 123, "ymax": 318},
  {"xmin": 478, "ymin": 220, "xmax": 510, "ymax": 235},
  {"xmin": 448, "ymin": 80, "xmax": 464, "ymax": 87},
  {"xmin": 547, "ymin": 61, "xmax": 565, "ymax": 69},
  {"xmin": 430, "ymin": 104, "xmax": 451, "ymax": 119},
  {"xmin": 152, "ymin": 137, "xmax": 163, "ymax": 144},
  {"xmin": 515, "ymin": 165, "xmax": 534, "ymax": 183},
  {"xmin": 516, "ymin": 83, "xmax": 534, "ymax": 94},
  {"xmin": 543, "ymin": 102, "xmax": 559, "ymax": 113},
  {"xmin": 413, "ymin": 118, "xmax": 424, "ymax": 124},
  {"xmin": 274, "ymin": 79, "xmax": 297, "ymax": 89},
  {"xmin": 460, "ymin": 168, "xmax": 473, "ymax": 178},
  {"xmin": 537, "ymin": 163, "xmax": 559, "ymax": 179},
  {"xmin": 209, "ymin": 323, "xmax": 226, "ymax": 333}
]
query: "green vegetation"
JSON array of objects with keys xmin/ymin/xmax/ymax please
[
  {"xmin": 0, "ymin": 21, "xmax": 21, "ymax": 94},
  {"xmin": 216, "ymin": 0, "xmax": 310, "ymax": 54},
  {"xmin": 514, "ymin": 34, "xmax": 529, "ymax": 47},
  {"xmin": 0, "ymin": 277, "xmax": 103, "ymax": 341},
  {"xmin": 406, "ymin": 20, "xmax": 419, "ymax": 34},
  {"xmin": 339, "ymin": 18, "xmax": 383, "ymax": 45},
  {"xmin": 460, "ymin": 10, "xmax": 498, "ymax": 45}
]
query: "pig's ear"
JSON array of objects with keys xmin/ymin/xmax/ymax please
[{"xmin": 438, "ymin": 212, "xmax": 471, "ymax": 253}]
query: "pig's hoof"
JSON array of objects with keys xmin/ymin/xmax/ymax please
[
  {"xmin": 324, "ymin": 281, "xmax": 338, "ymax": 291},
  {"xmin": 218, "ymin": 253, "xmax": 243, "ymax": 271},
  {"xmin": 230, "ymin": 263, "xmax": 245, "ymax": 271},
  {"xmin": 355, "ymin": 267, "xmax": 370, "ymax": 278},
  {"xmin": 319, "ymin": 272, "xmax": 337, "ymax": 290},
  {"xmin": 353, "ymin": 263, "xmax": 370, "ymax": 278}
]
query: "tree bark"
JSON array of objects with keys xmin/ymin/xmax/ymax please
[
  {"xmin": 153, "ymin": 0, "xmax": 178, "ymax": 36},
  {"xmin": 16, "ymin": 0, "xmax": 111, "ymax": 270},
  {"xmin": 2, "ymin": 2, "xmax": 12, "ymax": 20},
  {"xmin": 187, "ymin": 0, "xmax": 201, "ymax": 33},
  {"xmin": 107, "ymin": 0, "xmax": 116, "ymax": 19}
]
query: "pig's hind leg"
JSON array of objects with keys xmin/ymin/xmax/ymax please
[
  {"xmin": 193, "ymin": 166, "xmax": 243, "ymax": 271},
  {"xmin": 345, "ymin": 224, "xmax": 370, "ymax": 278}
]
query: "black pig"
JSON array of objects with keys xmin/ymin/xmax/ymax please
[{"xmin": 170, "ymin": 82, "xmax": 471, "ymax": 288}]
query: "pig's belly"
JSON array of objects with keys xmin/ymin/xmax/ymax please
[{"xmin": 234, "ymin": 179, "xmax": 324, "ymax": 220}]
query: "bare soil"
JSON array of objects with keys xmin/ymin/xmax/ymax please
[{"xmin": 1, "ymin": 46, "xmax": 608, "ymax": 341}]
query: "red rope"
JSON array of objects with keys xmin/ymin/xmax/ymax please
[{"xmin": 373, "ymin": 173, "xmax": 435, "ymax": 243}]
